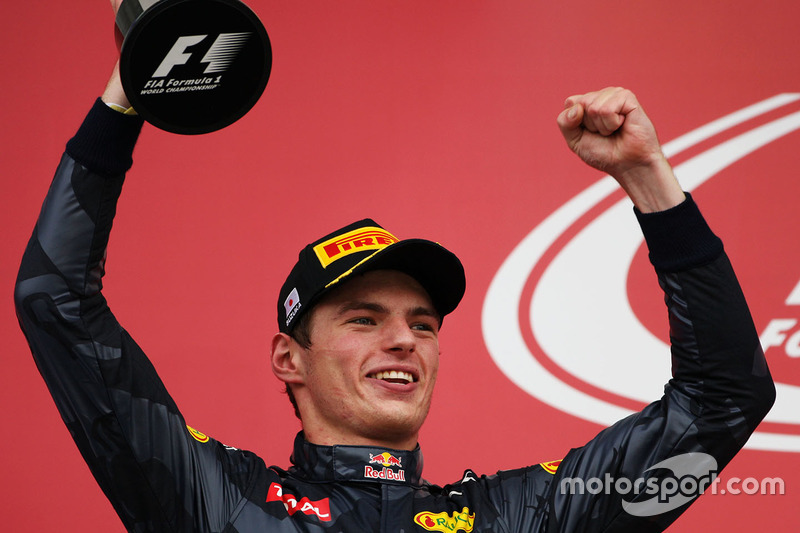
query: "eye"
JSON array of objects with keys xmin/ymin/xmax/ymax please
[
  {"xmin": 411, "ymin": 322, "xmax": 437, "ymax": 333},
  {"xmin": 349, "ymin": 317, "xmax": 375, "ymax": 326}
]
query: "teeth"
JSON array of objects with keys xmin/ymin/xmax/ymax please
[{"xmin": 369, "ymin": 370, "xmax": 414, "ymax": 383}]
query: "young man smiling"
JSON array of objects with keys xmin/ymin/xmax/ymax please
[
  {"xmin": 272, "ymin": 268, "xmax": 451, "ymax": 451},
  {"xmin": 14, "ymin": 4, "xmax": 774, "ymax": 531}
]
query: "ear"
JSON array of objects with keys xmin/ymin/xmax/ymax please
[{"xmin": 270, "ymin": 332, "xmax": 305, "ymax": 385}]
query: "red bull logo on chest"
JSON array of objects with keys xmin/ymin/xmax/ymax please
[
  {"xmin": 365, "ymin": 451, "xmax": 405, "ymax": 481},
  {"xmin": 369, "ymin": 452, "xmax": 402, "ymax": 467}
]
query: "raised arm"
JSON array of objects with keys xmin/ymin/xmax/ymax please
[
  {"xmin": 541, "ymin": 87, "xmax": 776, "ymax": 531},
  {"xmin": 13, "ymin": 5, "xmax": 256, "ymax": 530}
]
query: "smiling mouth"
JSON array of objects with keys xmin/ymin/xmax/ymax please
[{"xmin": 368, "ymin": 370, "xmax": 416, "ymax": 384}]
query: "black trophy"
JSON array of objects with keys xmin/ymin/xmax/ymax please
[{"xmin": 115, "ymin": 0, "xmax": 272, "ymax": 134}]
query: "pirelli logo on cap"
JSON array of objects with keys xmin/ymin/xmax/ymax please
[{"xmin": 313, "ymin": 227, "xmax": 399, "ymax": 268}]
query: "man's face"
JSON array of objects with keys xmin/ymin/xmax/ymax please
[{"xmin": 291, "ymin": 269, "xmax": 441, "ymax": 450}]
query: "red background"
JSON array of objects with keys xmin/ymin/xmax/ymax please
[{"xmin": 2, "ymin": 2, "xmax": 798, "ymax": 531}]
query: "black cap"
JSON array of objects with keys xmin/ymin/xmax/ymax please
[{"xmin": 278, "ymin": 219, "xmax": 466, "ymax": 333}]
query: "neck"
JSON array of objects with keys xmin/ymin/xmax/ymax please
[{"xmin": 302, "ymin": 425, "xmax": 419, "ymax": 451}]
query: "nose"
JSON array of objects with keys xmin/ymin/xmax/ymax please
[{"xmin": 382, "ymin": 316, "xmax": 416, "ymax": 354}]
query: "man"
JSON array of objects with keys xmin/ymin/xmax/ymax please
[{"xmin": 15, "ymin": 7, "xmax": 774, "ymax": 533}]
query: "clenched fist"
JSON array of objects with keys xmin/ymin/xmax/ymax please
[{"xmin": 557, "ymin": 87, "xmax": 685, "ymax": 213}]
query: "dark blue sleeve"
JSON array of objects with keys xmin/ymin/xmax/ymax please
[
  {"xmin": 14, "ymin": 100, "xmax": 258, "ymax": 532},
  {"xmin": 482, "ymin": 196, "xmax": 775, "ymax": 532}
]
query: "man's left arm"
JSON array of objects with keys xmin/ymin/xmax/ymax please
[
  {"xmin": 536, "ymin": 88, "xmax": 776, "ymax": 531},
  {"xmin": 543, "ymin": 198, "xmax": 774, "ymax": 532}
]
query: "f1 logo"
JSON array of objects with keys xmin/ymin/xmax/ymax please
[{"xmin": 152, "ymin": 32, "xmax": 252, "ymax": 78}]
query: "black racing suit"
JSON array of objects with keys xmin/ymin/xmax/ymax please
[{"xmin": 15, "ymin": 100, "xmax": 775, "ymax": 532}]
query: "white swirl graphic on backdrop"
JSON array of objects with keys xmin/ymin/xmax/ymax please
[{"xmin": 482, "ymin": 94, "xmax": 800, "ymax": 452}]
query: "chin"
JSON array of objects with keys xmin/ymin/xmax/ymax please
[{"xmin": 362, "ymin": 412, "xmax": 426, "ymax": 444}]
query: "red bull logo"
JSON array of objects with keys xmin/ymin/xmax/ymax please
[
  {"xmin": 369, "ymin": 452, "xmax": 403, "ymax": 467},
  {"xmin": 364, "ymin": 465, "xmax": 406, "ymax": 481},
  {"xmin": 365, "ymin": 451, "xmax": 405, "ymax": 481}
]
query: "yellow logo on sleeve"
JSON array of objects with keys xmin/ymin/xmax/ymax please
[
  {"xmin": 187, "ymin": 425, "xmax": 210, "ymax": 443},
  {"xmin": 539, "ymin": 459, "xmax": 562, "ymax": 474}
]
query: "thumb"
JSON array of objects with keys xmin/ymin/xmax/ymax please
[{"xmin": 557, "ymin": 103, "xmax": 584, "ymax": 151}]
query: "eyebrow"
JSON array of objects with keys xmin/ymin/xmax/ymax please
[
  {"xmin": 337, "ymin": 301, "xmax": 388, "ymax": 316},
  {"xmin": 336, "ymin": 301, "xmax": 439, "ymax": 320}
]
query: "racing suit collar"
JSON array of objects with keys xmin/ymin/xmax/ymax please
[{"xmin": 289, "ymin": 432, "xmax": 424, "ymax": 486}]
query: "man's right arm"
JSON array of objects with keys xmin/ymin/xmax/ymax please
[{"xmin": 14, "ymin": 96, "xmax": 255, "ymax": 531}]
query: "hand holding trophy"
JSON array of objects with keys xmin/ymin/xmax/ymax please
[{"xmin": 114, "ymin": 0, "xmax": 271, "ymax": 134}]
